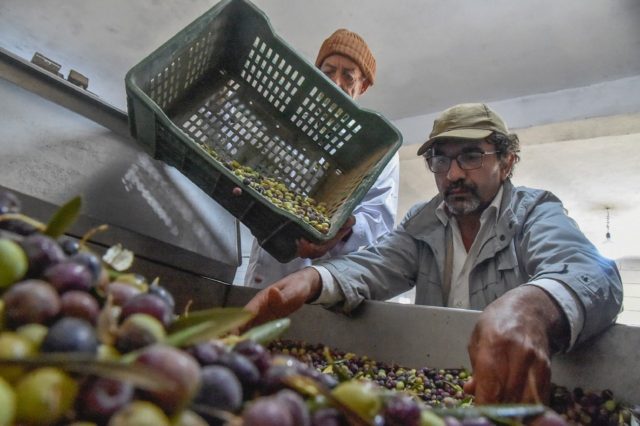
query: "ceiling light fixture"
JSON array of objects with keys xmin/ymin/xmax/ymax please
[{"xmin": 599, "ymin": 206, "xmax": 621, "ymax": 260}]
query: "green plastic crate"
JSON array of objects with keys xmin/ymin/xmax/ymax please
[{"xmin": 125, "ymin": 0, "xmax": 402, "ymax": 263}]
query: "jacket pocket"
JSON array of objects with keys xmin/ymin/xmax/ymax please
[
  {"xmin": 469, "ymin": 263, "xmax": 513, "ymax": 307},
  {"xmin": 415, "ymin": 268, "xmax": 445, "ymax": 306}
]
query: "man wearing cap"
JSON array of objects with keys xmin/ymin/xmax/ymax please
[
  {"xmin": 244, "ymin": 29, "xmax": 399, "ymax": 287},
  {"xmin": 244, "ymin": 103, "xmax": 623, "ymax": 403}
]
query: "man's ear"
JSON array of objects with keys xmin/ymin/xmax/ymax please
[{"xmin": 500, "ymin": 152, "xmax": 516, "ymax": 180}]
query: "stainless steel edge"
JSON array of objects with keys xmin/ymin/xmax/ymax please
[
  {"xmin": 225, "ymin": 286, "xmax": 640, "ymax": 404},
  {"xmin": 0, "ymin": 47, "xmax": 130, "ymax": 138}
]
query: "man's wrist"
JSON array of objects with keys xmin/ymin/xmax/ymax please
[
  {"xmin": 512, "ymin": 286, "xmax": 570, "ymax": 353},
  {"xmin": 525, "ymin": 280, "xmax": 584, "ymax": 350},
  {"xmin": 304, "ymin": 267, "xmax": 324, "ymax": 303}
]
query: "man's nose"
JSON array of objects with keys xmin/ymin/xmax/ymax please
[
  {"xmin": 329, "ymin": 75, "xmax": 349, "ymax": 94},
  {"xmin": 446, "ymin": 158, "xmax": 466, "ymax": 181}
]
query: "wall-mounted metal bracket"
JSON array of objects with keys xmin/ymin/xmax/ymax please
[{"xmin": 0, "ymin": 47, "xmax": 128, "ymax": 138}]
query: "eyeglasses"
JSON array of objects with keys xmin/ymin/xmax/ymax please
[
  {"xmin": 321, "ymin": 69, "xmax": 363, "ymax": 90},
  {"xmin": 425, "ymin": 151, "xmax": 500, "ymax": 173}
]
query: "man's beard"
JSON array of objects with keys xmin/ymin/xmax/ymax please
[{"xmin": 444, "ymin": 182, "xmax": 482, "ymax": 215}]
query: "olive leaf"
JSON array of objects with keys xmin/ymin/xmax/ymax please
[
  {"xmin": 44, "ymin": 196, "xmax": 82, "ymax": 238},
  {"xmin": 165, "ymin": 308, "xmax": 254, "ymax": 348},
  {"xmin": 166, "ymin": 320, "xmax": 236, "ymax": 348},
  {"xmin": 170, "ymin": 307, "xmax": 251, "ymax": 332},
  {"xmin": 102, "ymin": 243, "xmax": 135, "ymax": 271},
  {"xmin": 476, "ymin": 404, "xmax": 547, "ymax": 419},
  {"xmin": 239, "ymin": 318, "xmax": 291, "ymax": 345},
  {"xmin": 0, "ymin": 354, "xmax": 176, "ymax": 392},
  {"xmin": 433, "ymin": 404, "xmax": 546, "ymax": 421}
]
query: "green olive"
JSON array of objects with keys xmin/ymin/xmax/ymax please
[
  {"xmin": 0, "ymin": 239, "xmax": 28, "ymax": 289},
  {"xmin": 15, "ymin": 367, "xmax": 78, "ymax": 425},
  {"xmin": 0, "ymin": 376, "xmax": 16, "ymax": 426}
]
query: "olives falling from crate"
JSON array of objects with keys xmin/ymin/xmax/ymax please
[{"xmin": 218, "ymin": 156, "xmax": 332, "ymax": 234}]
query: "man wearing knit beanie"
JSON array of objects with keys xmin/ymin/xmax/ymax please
[
  {"xmin": 245, "ymin": 29, "xmax": 400, "ymax": 288},
  {"xmin": 314, "ymin": 28, "xmax": 376, "ymax": 98}
]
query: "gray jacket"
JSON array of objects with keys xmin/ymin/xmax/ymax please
[{"xmin": 318, "ymin": 180, "xmax": 623, "ymax": 346}]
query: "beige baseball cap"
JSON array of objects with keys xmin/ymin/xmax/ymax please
[{"xmin": 417, "ymin": 103, "xmax": 509, "ymax": 156}]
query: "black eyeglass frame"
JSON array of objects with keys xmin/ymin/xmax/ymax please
[{"xmin": 424, "ymin": 150, "xmax": 501, "ymax": 174}]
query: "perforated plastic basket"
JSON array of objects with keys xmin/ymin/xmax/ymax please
[{"xmin": 125, "ymin": 0, "xmax": 402, "ymax": 262}]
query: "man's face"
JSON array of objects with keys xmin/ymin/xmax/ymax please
[
  {"xmin": 429, "ymin": 139, "xmax": 512, "ymax": 217},
  {"xmin": 319, "ymin": 54, "xmax": 370, "ymax": 99}
]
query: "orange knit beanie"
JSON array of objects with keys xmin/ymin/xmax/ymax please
[{"xmin": 315, "ymin": 29, "xmax": 376, "ymax": 85}]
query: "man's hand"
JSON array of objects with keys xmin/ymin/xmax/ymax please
[
  {"xmin": 296, "ymin": 215, "xmax": 356, "ymax": 259},
  {"xmin": 463, "ymin": 286, "xmax": 570, "ymax": 404},
  {"xmin": 242, "ymin": 267, "xmax": 323, "ymax": 330}
]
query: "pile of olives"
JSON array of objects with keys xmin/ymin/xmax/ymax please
[
  {"xmin": 268, "ymin": 340, "xmax": 469, "ymax": 407},
  {"xmin": 549, "ymin": 385, "xmax": 637, "ymax": 426},
  {"xmin": 268, "ymin": 339, "xmax": 638, "ymax": 426},
  {"xmin": 224, "ymin": 160, "xmax": 332, "ymax": 234},
  {"xmin": 0, "ymin": 188, "xmax": 459, "ymax": 426},
  {"xmin": 198, "ymin": 142, "xmax": 333, "ymax": 234},
  {"xmin": 0, "ymin": 190, "xmax": 208, "ymax": 424},
  {"xmin": 1, "ymin": 188, "xmax": 634, "ymax": 426}
]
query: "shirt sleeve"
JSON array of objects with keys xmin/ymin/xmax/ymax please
[
  {"xmin": 329, "ymin": 153, "xmax": 399, "ymax": 255},
  {"xmin": 525, "ymin": 278, "xmax": 585, "ymax": 349},
  {"xmin": 309, "ymin": 265, "xmax": 345, "ymax": 306}
]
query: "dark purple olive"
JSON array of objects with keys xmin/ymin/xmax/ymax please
[
  {"xmin": 71, "ymin": 251, "xmax": 103, "ymax": 283},
  {"xmin": 2, "ymin": 279, "xmax": 61, "ymax": 327},
  {"xmin": 188, "ymin": 340, "xmax": 229, "ymax": 365},
  {"xmin": 311, "ymin": 408, "xmax": 344, "ymax": 426},
  {"xmin": 194, "ymin": 365, "xmax": 243, "ymax": 412},
  {"xmin": 213, "ymin": 352, "xmax": 260, "ymax": 398},
  {"xmin": 121, "ymin": 293, "xmax": 173, "ymax": 327},
  {"xmin": 57, "ymin": 236, "xmax": 80, "ymax": 256},
  {"xmin": 242, "ymin": 396, "xmax": 294, "ymax": 426},
  {"xmin": 148, "ymin": 283, "xmax": 175, "ymax": 311},
  {"xmin": 60, "ymin": 290, "xmax": 100, "ymax": 324},
  {"xmin": 19, "ymin": 234, "xmax": 66, "ymax": 278},
  {"xmin": 77, "ymin": 377, "xmax": 134, "ymax": 420},
  {"xmin": 382, "ymin": 393, "xmax": 421, "ymax": 426},
  {"xmin": 43, "ymin": 260, "xmax": 93, "ymax": 293},
  {"xmin": 41, "ymin": 317, "xmax": 98, "ymax": 354},
  {"xmin": 275, "ymin": 389, "xmax": 310, "ymax": 426},
  {"xmin": 233, "ymin": 339, "xmax": 272, "ymax": 373}
]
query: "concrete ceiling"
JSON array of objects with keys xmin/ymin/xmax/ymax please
[
  {"xmin": 255, "ymin": 0, "xmax": 640, "ymax": 122},
  {"xmin": 2, "ymin": 0, "xmax": 639, "ymax": 126},
  {"xmin": 2, "ymin": 0, "xmax": 640, "ymax": 258}
]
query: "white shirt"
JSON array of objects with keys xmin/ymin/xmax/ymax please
[{"xmin": 437, "ymin": 186, "xmax": 502, "ymax": 309}]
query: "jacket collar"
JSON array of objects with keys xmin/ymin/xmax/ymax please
[{"xmin": 403, "ymin": 180, "xmax": 518, "ymax": 255}]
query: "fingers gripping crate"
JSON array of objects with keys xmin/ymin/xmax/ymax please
[{"xmin": 125, "ymin": 0, "xmax": 402, "ymax": 263}]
